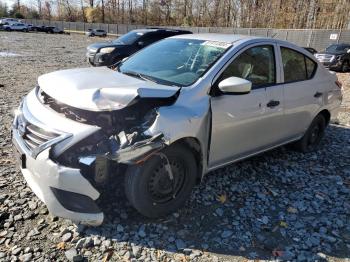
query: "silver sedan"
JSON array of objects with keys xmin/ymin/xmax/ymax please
[{"xmin": 12, "ymin": 34, "xmax": 343, "ymax": 225}]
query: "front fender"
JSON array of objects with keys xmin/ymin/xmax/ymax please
[{"xmin": 145, "ymin": 98, "xmax": 211, "ymax": 176}]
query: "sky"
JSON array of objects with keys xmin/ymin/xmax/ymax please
[{"xmin": 3, "ymin": 0, "xmax": 15, "ymax": 7}]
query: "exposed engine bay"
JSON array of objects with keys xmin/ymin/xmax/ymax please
[{"xmin": 37, "ymin": 87, "xmax": 179, "ymax": 187}]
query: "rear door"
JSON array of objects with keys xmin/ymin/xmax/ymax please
[{"xmin": 279, "ymin": 46, "xmax": 321, "ymax": 137}]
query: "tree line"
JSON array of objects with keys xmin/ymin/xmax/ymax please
[{"xmin": 1, "ymin": 0, "xmax": 350, "ymax": 29}]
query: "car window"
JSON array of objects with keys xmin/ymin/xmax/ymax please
[
  {"xmin": 114, "ymin": 31, "xmax": 144, "ymax": 45},
  {"xmin": 218, "ymin": 45, "xmax": 276, "ymax": 89},
  {"xmin": 139, "ymin": 33, "xmax": 164, "ymax": 45},
  {"xmin": 326, "ymin": 44, "xmax": 350, "ymax": 52},
  {"xmin": 281, "ymin": 47, "xmax": 316, "ymax": 83},
  {"xmin": 305, "ymin": 57, "xmax": 317, "ymax": 79}
]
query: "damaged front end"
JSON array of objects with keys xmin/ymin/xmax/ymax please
[{"xmin": 37, "ymin": 87, "xmax": 178, "ymax": 220}]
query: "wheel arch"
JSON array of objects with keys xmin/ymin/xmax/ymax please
[
  {"xmin": 317, "ymin": 109, "xmax": 331, "ymax": 126},
  {"xmin": 170, "ymin": 137, "xmax": 204, "ymax": 184}
]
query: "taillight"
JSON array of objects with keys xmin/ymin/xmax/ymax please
[{"xmin": 335, "ymin": 80, "xmax": 342, "ymax": 89}]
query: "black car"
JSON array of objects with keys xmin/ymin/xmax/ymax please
[
  {"xmin": 86, "ymin": 28, "xmax": 192, "ymax": 66},
  {"xmin": 303, "ymin": 47, "xmax": 318, "ymax": 55},
  {"xmin": 31, "ymin": 25, "xmax": 48, "ymax": 32},
  {"xmin": 315, "ymin": 43, "xmax": 350, "ymax": 72}
]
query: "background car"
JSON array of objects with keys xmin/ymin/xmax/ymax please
[
  {"xmin": 315, "ymin": 43, "xmax": 350, "ymax": 72},
  {"xmin": 46, "ymin": 26, "xmax": 65, "ymax": 34},
  {"xmin": 3, "ymin": 23, "xmax": 28, "ymax": 32},
  {"xmin": 86, "ymin": 29, "xmax": 107, "ymax": 37},
  {"xmin": 27, "ymin": 24, "xmax": 35, "ymax": 31},
  {"xmin": 303, "ymin": 47, "xmax": 318, "ymax": 55},
  {"xmin": 86, "ymin": 28, "xmax": 192, "ymax": 66},
  {"xmin": 0, "ymin": 18, "xmax": 21, "ymax": 25}
]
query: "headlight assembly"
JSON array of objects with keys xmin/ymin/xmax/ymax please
[{"xmin": 99, "ymin": 47, "xmax": 115, "ymax": 54}]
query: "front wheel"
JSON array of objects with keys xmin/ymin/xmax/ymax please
[
  {"xmin": 293, "ymin": 114, "xmax": 326, "ymax": 152},
  {"xmin": 124, "ymin": 144, "xmax": 197, "ymax": 218},
  {"xmin": 341, "ymin": 60, "xmax": 350, "ymax": 73}
]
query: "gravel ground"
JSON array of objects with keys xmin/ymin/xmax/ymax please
[{"xmin": 0, "ymin": 31, "xmax": 350, "ymax": 262}]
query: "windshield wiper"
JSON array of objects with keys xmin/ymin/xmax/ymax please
[{"xmin": 122, "ymin": 70, "xmax": 160, "ymax": 84}]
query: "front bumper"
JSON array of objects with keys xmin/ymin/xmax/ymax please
[
  {"xmin": 12, "ymin": 96, "xmax": 104, "ymax": 226},
  {"xmin": 318, "ymin": 60, "xmax": 342, "ymax": 70},
  {"xmin": 12, "ymin": 126, "xmax": 104, "ymax": 225},
  {"xmin": 86, "ymin": 51, "xmax": 116, "ymax": 67}
]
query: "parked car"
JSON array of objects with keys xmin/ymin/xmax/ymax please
[
  {"xmin": 32, "ymin": 25, "xmax": 49, "ymax": 32},
  {"xmin": 46, "ymin": 26, "xmax": 65, "ymax": 34},
  {"xmin": 27, "ymin": 24, "xmax": 35, "ymax": 31},
  {"xmin": 3, "ymin": 23, "xmax": 28, "ymax": 32},
  {"xmin": 303, "ymin": 47, "xmax": 318, "ymax": 55},
  {"xmin": 315, "ymin": 43, "xmax": 350, "ymax": 72},
  {"xmin": 86, "ymin": 28, "xmax": 192, "ymax": 66},
  {"xmin": 12, "ymin": 34, "xmax": 342, "ymax": 225},
  {"xmin": 86, "ymin": 28, "xmax": 107, "ymax": 37},
  {"xmin": 0, "ymin": 18, "xmax": 20, "ymax": 25}
]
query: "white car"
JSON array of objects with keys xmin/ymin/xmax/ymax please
[
  {"xmin": 86, "ymin": 29, "xmax": 107, "ymax": 37},
  {"xmin": 4, "ymin": 23, "xmax": 28, "ymax": 32},
  {"xmin": 12, "ymin": 34, "xmax": 343, "ymax": 225},
  {"xmin": 0, "ymin": 18, "xmax": 21, "ymax": 25}
]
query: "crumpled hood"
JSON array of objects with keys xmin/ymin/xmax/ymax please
[{"xmin": 38, "ymin": 67, "xmax": 180, "ymax": 111}]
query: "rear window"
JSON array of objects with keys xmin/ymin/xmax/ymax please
[
  {"xmin": 326, "ymin": 44, "xmax": 350, "ymax": 52},
  {"xmin": 281, "ymin": 47, "xmax": 317, "ymax": 83}
]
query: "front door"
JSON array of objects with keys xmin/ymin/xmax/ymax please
[{"xmin": 209, "ymin": 44, "xmax": 282, "ymax": 168}]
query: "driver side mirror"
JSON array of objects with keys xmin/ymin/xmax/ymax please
[{"xmin": 218, "ymin": 77, "xmax": 252, "ymax": 94}]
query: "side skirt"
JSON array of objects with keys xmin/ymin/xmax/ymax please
[{"xmin": 206, "ymin": 134, "xmax": 303, "ymax": 173}]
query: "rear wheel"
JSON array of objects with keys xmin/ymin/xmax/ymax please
[
  {"xmin": 293, "ymin": 114, "xmax": 326, "ymax": 152},
  {"xmin": 124, "ymin": 144, "xmax": 197, "ymax": 218}
]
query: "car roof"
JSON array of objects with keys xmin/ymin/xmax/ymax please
[
  {"xmin": 132, "ymin": 28, "xmax": 192, "ymax": 34},
  {"xmin": 170, "ymin": 33, "xmax": 262, "ymax": 43}
]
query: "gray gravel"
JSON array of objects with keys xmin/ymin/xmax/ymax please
[{"xmin": 0, "ymin": 31, "xmax": 350, "ymax": 261}]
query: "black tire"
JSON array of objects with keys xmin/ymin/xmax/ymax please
[
  {"xmin": 293, "ymin": 114, "xmax": 326, "ymax": 152},
  {"xmin": 124, "ymin": 144, "xmax": 197, "ymax": 218},
  {"xmin": 341, "ymin": 60, "xmax": 350, "ymax": 73}
]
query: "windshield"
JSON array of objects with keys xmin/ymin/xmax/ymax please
[
  {"xmin": 118, "ymin": 38, "xmax": 231, "ymax": 86},
  {"xmin": 325, "ymin": 44, "xmax": 350, "ymax": 52},
  {"xmin": 113, "ymin": 31, "xmax": 144, "ymax": 45}
]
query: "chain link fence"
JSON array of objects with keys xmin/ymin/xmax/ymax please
[{"xmin": 23, "ymin": 19, "xmax": 350, "ymax": 51}]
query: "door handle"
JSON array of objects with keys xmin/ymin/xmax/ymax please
[
  {"xmin": 267, "ymin": 100, "xmax": 280, "ymax": 108},
  {"xmin": 314, "ymin": 92, "xmax": 323, "ymax": 98}
]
